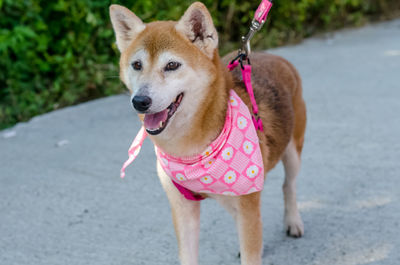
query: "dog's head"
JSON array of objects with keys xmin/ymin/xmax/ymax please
[{"xmin": 110, "ymin": 2, "xmax": 219, "ymax": 139}]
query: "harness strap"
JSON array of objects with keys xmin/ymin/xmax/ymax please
[
  {"xmin": 241, "ymin": 64, "xmax": 263, "ymax": 131},
  {"xmin": 241, "ymin": 64, "xmax": 258, "ymax": 114},
  {"xmin": 172, "ymin": 181, "xmax": 205, "ymax": 201},
  {"xmin": 227, "ymin": 59, "xmax": 264, "ymax": 132}
]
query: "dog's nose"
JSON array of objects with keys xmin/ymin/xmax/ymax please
[{"xmin": 132, "ymin": 95, "xmax": 152, "ymax": 112}]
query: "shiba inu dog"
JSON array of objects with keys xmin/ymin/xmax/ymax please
[{"xmin": 110, "ymin": 2, "xmax": 306, "ymax": 264}]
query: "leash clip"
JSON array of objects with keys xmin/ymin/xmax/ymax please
[
  {"xmin": 238, "ymin": 53, "xmax": 251, "ymax": 70},
  {"xmin": 240, "ymin": 0, "xmax": 273, "ymax": 58},
  {"xmin": 228, "ymin": 52, "xmax": 249, "ymax": 71}
]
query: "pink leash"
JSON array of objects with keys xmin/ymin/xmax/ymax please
[
  {"xmin": 227, "ymin": 0, "xmax": 273, "ymax": 132},
  {"xmin": 254, "ymin": 0, "xmax": 273, "ymax": 24}
]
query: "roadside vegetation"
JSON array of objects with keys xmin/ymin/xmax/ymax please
[{"xmin": 1, "ymin": 0, "xmax": 399, "ymax": 129}]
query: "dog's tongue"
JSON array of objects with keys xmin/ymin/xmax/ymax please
[{"xmin": 144, "ymin": 109, "xmax": 169, "ymax": 130}]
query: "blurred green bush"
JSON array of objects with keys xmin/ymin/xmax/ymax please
[{"xmin": 1, "ymin": 0, "xmax": 399, "ymax": 129}]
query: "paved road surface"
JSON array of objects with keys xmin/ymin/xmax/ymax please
[{"xmin": 1, "ymin": 19, "xmax": 400, "ymax": 265}]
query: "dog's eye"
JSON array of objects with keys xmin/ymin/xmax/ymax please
[
  {"xmin": 165, "ymin": 61, "xmax": 181, "ymax": 71},
  {"xmin": 132, "ymin": 61, "xmax": 142, "ymax": 71}
]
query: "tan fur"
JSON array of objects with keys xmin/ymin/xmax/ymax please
[{"xmin": 110, "ymin": 2, "xmax": 307, "ymax": 264}]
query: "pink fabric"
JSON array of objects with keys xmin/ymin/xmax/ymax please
[
  {"xmin": 254, "ymin": 0, "xmax": 273, "ymax": 24},
  {"xmin": 120, "ymin": 126, "xmax": 147, "ymax": 179},
  {"xmin": 156, "ymin": 90, "xmax": 264, "ymax": 196},
  {"xmin": 120, "ymin": 90, "xmax": 264, "ymax": 197},
  {"xmin": 241, "ymin": 64, "xmax": 263, "ymax": 131},
  {"xmin": 227, "ymin": 60, "xmax": 239, "ymax": 71},
  {"xmin": 241, "ymin": 64, "xmax": 258, "ymax": 114},
  {"xmin": 171, "ymin": 181, "xmax": 205, "ymax": 201}
]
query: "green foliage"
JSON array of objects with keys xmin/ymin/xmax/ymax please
[
  {"xmin": 0, "ymin": 0, "xmax": 399, "ymax": 129},
  {"xmin": 0, "ymin": 0, "xmax": 121, "ymax": 129}
]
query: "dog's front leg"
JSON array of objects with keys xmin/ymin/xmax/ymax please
[
  {"xmin": 157, "ymin": 162, "xmax": 200, "ymax": 265},
  {"xmin": 215, "ymin": 192, "xmax": 263, "ymax": 265},
  {"xmin": 236, "ymin": 192, "xmax": 263, "ymax": 265}
]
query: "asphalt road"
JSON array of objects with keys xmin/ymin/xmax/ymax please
[{"xmin": 1, "ymin": 19, "xmax": 400, "ymax": 265}]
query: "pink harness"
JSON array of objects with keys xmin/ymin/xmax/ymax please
[{"xmin": 120, "ymin": 90, "xmax": 264, "ymax": 199}]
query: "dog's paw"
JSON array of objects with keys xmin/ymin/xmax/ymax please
[{"xmin": 284, "ymin": 212, "xmax": 304, "ymax": 238}]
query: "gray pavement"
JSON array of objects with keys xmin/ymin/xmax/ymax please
[{"xmin": 1, "ymin": 19, "xmax": 400, "ymax": 265}]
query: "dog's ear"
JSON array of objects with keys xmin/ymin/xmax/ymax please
[
  {"xmin": 109, "ymin": 5, "xmax": 145, "ymax": 53},
  {"xmin": 175, "ymin": 2, "xmax": 218, "ymax": 59}
]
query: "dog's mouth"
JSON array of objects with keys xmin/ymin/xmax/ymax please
[{"xmin": 144, "ymin": 93, "xmax": 184, "ymax": 135}]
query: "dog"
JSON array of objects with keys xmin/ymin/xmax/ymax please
[{"xmin": 110, "ymin": 2, "xmax": 306, "ymax": 264}]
